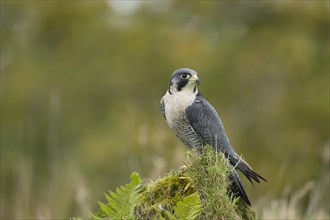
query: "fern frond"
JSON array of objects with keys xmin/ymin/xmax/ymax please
[
  {"xmin": 161, "ymin": 210, "xmax": 176, "ymax": 220},
  {"xmin": 95, "ymin": 172, "xmax": 141, "ymax": 219},
  {"xmin": 174, "ymin": 192, "xmax": 202, "ymax": 220},
  {"xmin": 90, "ymin": 213, "xmax": 102, "ymax": 220}
]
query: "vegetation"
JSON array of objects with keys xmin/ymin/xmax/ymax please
[
  {"xmin": 91, "ymin": 147, "xmax": 255, "ymax": 219},
  {"xmin": 93, "ymin": 172, "xmax": 141, "ymax": 219}
]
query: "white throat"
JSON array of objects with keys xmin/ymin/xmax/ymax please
[{"xmin": 163, "ymin": 87, "xmax": 198, "ymax": 127}]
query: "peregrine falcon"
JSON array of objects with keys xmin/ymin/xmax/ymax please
[{"xmin": 160, "ymin": 68, "xmax": 266, "ymax": 205}]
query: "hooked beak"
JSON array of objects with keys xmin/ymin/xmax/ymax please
[{"xmin": 190, "ymin": 74, "xmax": 200, "ymax": 85}]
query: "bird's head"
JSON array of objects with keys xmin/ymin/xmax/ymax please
[{"xmin": 168, "ymin": 68, "xmax": 200, "ymax": 94}]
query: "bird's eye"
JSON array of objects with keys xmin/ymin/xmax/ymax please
[{"xmin": 180, "ymin": 73, "xmax": 190, "ymax": 79}]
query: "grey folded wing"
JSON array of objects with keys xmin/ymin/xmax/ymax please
[{"xmin": 185, "ymin": 96, "xmax": 238, "ymax": 158}]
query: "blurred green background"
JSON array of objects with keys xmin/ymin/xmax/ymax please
[{"xmin": 1, "ymin": 1, "xmax": 329, "ymax": 219}]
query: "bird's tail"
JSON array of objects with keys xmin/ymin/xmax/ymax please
[
  {"xmin": 230, "ymin": 157, "xmax": 267, "ymax": 186},
  {"xmin": 228, "ymin": 168, "xmax": 251, "ymax": 205}
]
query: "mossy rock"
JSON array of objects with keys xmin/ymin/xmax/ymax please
[
  {"xmin": 92, "ymin": 146, "xmax": 256, "ymax": 219},
  {"xmin": 135, "ymin": 146, "xmax": 255, "ymax": 219}
]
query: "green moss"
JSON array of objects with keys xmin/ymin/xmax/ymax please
[
  {"xmin": 236, "ymin": 198, "xmax": 256, "ymax": 220},
  {"xmin": 186, "ymin": 148, "xmax": 239, "ymax": 219},
  {"xmin": 135, "ymin": 169, "xmax": 196, "ymax": 219}
]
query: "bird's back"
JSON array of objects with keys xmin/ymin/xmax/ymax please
[{"xmin": 185, "ymin": 95, "xmax": 238, "ymax": 158}]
